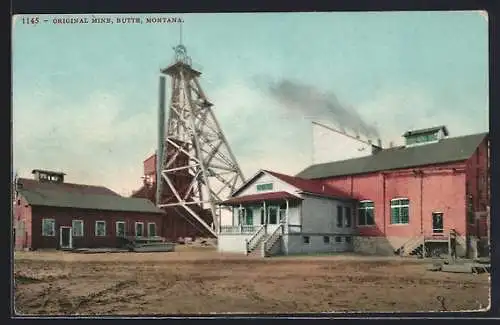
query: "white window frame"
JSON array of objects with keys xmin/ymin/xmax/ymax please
[
  {"xmin": 95, "ymin": 220, "xmax": 107, "ymax": 237},
  {"xmin": 135, "ymin": 222, "xmax": 145, "ymax": 237},
  {"xmin": 256, "ymin": 182, "xmax": 273, "ymax": 192},
  {"xmin": 116, "ymin": 221, "xmax": 126, "ymax": 237},
  {"xmin": 358, "ymin": 200, "xmax": 375, "ymax": 226},
  {"xmin": 390, "ymin": 198, "xmax": 410, "ymax": 225},
  {"xmin": 148, "ymin": 222, "xmax": 157, "ymax": 237},
  {"xmin": 72, "ymin": 220, "xmax": 84, "ymax": 237},
  {"xmin": 42, "ymin": 218, "xmax": 56, "ymax": 237}
]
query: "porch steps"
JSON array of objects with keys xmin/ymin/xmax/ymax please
[{"xmin": 247, "ymin": 235, "xmax": 268, "ymax": 257}]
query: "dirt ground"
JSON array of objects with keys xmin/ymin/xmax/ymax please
[{"xmin": 13, "ymin": 247, "xmax": 490, "ymax": 315}]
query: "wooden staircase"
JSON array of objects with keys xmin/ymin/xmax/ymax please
[{"xmin": 247, "ymin": 236, "xmax": 268, "ymax": 257}]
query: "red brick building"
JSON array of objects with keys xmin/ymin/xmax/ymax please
[
  {"xmin": 297, "ymin": 126, "xmax": 489, "ymax": 257},
  {"xmin": 13, "ymin": 169, "xmax": 165, "ymax": 250}
]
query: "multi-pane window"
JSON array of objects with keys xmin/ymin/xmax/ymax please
[
  {"xmin": 390, "ymin": 198, "xmax": 410, "ymax": 224},
  {"xmin": 245, "ymin": 209, "xmax": 253, "ymax": 225},
  {"xmin": 42, "ymin": 218, "xmax": 55, "ymax": 236},
  {"xmin": 95, "ymin": 221, "xmax": 106, "ymax": 236},
  {"xmin": 406, "ymin": 133, "xmax": 438, "ymax": 145},
  {"xmin": 148, "ymin": 222, "xmax": 157, "ymax": 237},
  {"xmin": 256, "ymin": 183, "xmax": 273, "ymax": 191},
  {"xmin": 135, "ymin": 222, "xmax": 144, "ymax": 237},
  {"xmin": 358, "ymin": 201, "xmax": 375, "ymax": 226},
  {"xmin": 72, "ymin": 220, "xmax": 84, "ymax": 237},
  {"xmin": 344, "ymin": 207, "xmax": 352, "ymax": 227},
  {"xmin": 303, "ymin": 236, "xmax": 310, "ymax": 244},
  {"xmin": 116, "ymin": 221, "xmax": 126, "ymax": 237},
  {"xmin": 323, "ymin": 236, "xmax": 330, "ymax": 244},
  {"xmin": 336, "ymin": 206, "xmax": 343, "ymax": 227}
]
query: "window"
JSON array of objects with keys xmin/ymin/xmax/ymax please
[
  {"xmin": 358, "ymin": 201, "xmax": 375, "ymax": 226},
  {"xmin": 135, "ymin": 222, "xmax": 145, "ymax": 237},
  {"xmin": 335, "ymin": 236, "xmax": 342, "ymax": 243},
  {"xmin": 344, "ymin": 207, "xmax": 352, "ymax": 227},
  {"xmin": 72, "ymin": 220, "xmax": 84, "ymax": 237},
  {"xmin": 336, "ymin": 206, "xmax": 343, "ymax": 227},
  {"xmin": 303, "ymin": 236, "xmax": 310, "ymax": 244},
  {"xmin": 42, "ymin": 218, "xmax": 55, "ymax": 236},
  {"xmin": 323, "ymin": 236, "xmax": 330, "ymax": 244},
  {"xmin": 148, "ymin": 222, "xmax": 157, "ymax": 237},
  {"xmin": 116, "ymin": 221, "xmax": 126, "ymax": 237},
  {"xmin": 345, "ymin": 236, "xmax": 352, "ymax": 244},
  {"xmin": 95, "ymin": 221, "xmax": 106, "ymax": 237},
  {"xmin": 245, "ymin": 209, "xmax": 253, "ymax": 225},
  {"xmin": 390, "ymin": 198, "xmax": 410, "ymax": 224},
  {"xmin": 406, "ymin": 133, "xmax": 438, "ymax": 146},
  {"xmin": 256, "ymin": 183, "xmax": 273, "ymax": 192}
]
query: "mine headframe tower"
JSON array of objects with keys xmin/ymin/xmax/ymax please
[{"xmin": 156, "ymin": 44, "xmax": 245, "ymax": 238}]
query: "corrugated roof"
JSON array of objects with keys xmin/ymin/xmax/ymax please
[
  {"xmin": 17, "ymin": 178, "xmax": 120, "ymax": 196},
  {"xmin": 297, "ymin": 132, "xmax": 487, "ymax": 180},
  {"xmin": 19, "ymin": 188, "xmax": 164, "ymax": 214},
  {"xmin": 221, "ymin": 191, "xmax": 302, "ymax": 205}
]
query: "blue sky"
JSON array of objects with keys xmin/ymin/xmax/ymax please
[{"xmin": 12, "ymin": 11, "xmax": 489, "ymax": 195}]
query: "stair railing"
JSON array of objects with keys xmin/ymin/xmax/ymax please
[
  {"xmin": 263, "ymin": 223, "xmax": 284, "ymax": 257},
  {"xmin": 399, "ymin": 234, "xmax": 424, "ymax": 256},
  {"xmin": 245, "ymin": 224, "xmax": 266, "ymax": 255}
]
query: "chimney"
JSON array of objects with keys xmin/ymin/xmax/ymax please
[
  {"xmin": 377, "ymin": 138, "xmax": 382, "ymax": 148},
  {"xmin": 389, "ymin": 141, "xmax": 394, "ymax": 148}
]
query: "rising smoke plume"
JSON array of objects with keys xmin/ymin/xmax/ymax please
[{"xmin": 260, "ymin": 78, "xmax": 380, "ymax": 139}]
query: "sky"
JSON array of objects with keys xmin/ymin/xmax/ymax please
[{"xmin": 12, "ymin": 11, "xmax": 489, "ymax": 196}]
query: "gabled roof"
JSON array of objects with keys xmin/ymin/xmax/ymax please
[
  {"xmin": 403, "ymin": 125, "xmax": 449, "ymax": 137},
  {"xmin": 221, "ymin": 191, "xmax": 302, "ymax": 205},
  {"xmin": 232, "ymin": 170, "xmax": 354, "ymax": 201},
  {"xmin": 297, "ymin": 132, "xmax": 487, "ymax": 180},
  {"xmin": 19, "ymin": 188, "xmax": 164, "ymax": 214},
  {"xmin": 264, "ymin": 170, "xmax": 354, "ymax": 200},
  {"xmin": 16, "ymin": 178, "xmax": 120, "ymax": 196}
]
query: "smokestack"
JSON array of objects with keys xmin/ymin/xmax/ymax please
[
  {"xmin": 389, "ymin": 141, "xmax": 394, "ymax": 148},
  {"xmin": 156, "ymin": 75, "xmax": 166, "ymax": 205},
  {"xmin": 377, "ymin": 138, "xmax": 382, "ymax": 148}
]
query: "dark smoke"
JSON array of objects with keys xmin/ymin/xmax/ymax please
[{"xmin": 262, "ymin": 79, "xmax": 380, "ymax": 139}]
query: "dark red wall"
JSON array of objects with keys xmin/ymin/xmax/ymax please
[
  {"xmin": 29, "ymin": 206, "xmax": 164, "ymax": 250},
  {"xmin": 466, "ymin": 137, "xmax": 489, "ymax": 237}
]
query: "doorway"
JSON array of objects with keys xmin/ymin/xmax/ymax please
[
  {"xmin": 432, "ymin": 212, "xmax": 444, "ymax": 234},
  {"xmin": 59, "ymin": 226, "xmax": 72, "ymax": 249},
  {"xmin": 268, "ymin": 206, "xmax": 278, "ymax": 224}
]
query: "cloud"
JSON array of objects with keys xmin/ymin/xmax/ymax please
[
  {"xmin": 13, "ymin": 79, "xmax": 488, "ymax": 198},
  {"xmin": 355, "ymin": 84, "xmax": 489, "ymax": 147},
  {"xmin": 13, "ymin": 90, "xmax": 156, "ymax": 195}
]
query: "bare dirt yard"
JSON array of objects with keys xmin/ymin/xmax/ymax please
[{"xmin": 14, "ymin": 247, "xmax": 490, "ymax": 315}]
